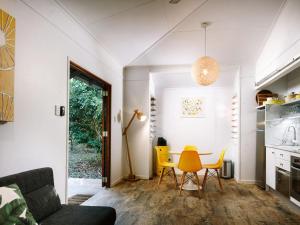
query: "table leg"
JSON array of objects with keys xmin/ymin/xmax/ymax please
[{"xmin": 182, "ymin": 172, "xmax": 199, "ymax": 190}]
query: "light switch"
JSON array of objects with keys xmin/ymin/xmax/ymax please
[
  {"xmin": 55, "ymin": 105, "xmax": 65, "ymax": 116},
  {"xmin": 55, "ymin": 105, "xmax": 60, "ymax": 116}
]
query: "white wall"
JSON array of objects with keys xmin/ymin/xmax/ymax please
[
  {"xmin": 262, "ymin": 66, "xmax": 300, "ymax": 96},
  {"xmin": 264, "ymin": 77, "xmax": 288, "ymax": 97},
  {"xmin": 151, "ymin": 66, "xmax": 242, "ymax": 176},
  {"xmin": 287, "ymin": 66, "xmax": 300, "ymax": 93},
  {"xmin": 156, "ymin": 87, "xmax": 232, "ymax": 169},
  {"xmin": 232, "ymin": 70, "xmax": 241, "ymax": 181},
  {"xmin": 239, "ymin": 63, "xmax": 257, "ymax": 183},
  {"xmin": 0, "ymin": 0, "xmax": 123, "ymax": 202},
  {"xmin": 123, "ymin": 67, "xmax": 151, "ymax": 179}
]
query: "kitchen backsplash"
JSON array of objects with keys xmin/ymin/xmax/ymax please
[
  {"xmin": 266, "ymin": 117, "xmax": 300, "ymax": 146},
  {"xmin": 265, "ymin": 103, "xmax": 300, "ymax": 146}
]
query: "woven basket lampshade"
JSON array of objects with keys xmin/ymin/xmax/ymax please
[
  {"xmin": 192, "ymin": 22, "xmax": 219, "ymax": 86},
  {"xmin": 191, "ymin": 56, "xmax": 219, "ymax": 86}
]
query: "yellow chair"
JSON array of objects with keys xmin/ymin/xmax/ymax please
[
  {"xmin": 155, "ymin": 146, "xmax": 169, "ymax": 176},
  {"xmin": 155, "ymin": 146, "xmax": 178, "ymax": 188},
  {"xmin": 183, "ymin": 145, "xmax": 198, "ymax": 151},
  {"xmin": 178, "ymin": 151, "xmax": 202, "ymax": 197},
  {"xmin": 202, "ymin": 149, "xmax": 226, "ymax": 191}
]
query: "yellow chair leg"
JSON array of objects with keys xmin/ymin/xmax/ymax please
[
  {"xmin": 171, "ymin": 167, "xmax": 178, "ymax": 188},
  {"xmin": 158, "ymin": 167, "xmax": 165, "ymax": 187},
  {"xmin": 179, "ymin": 172, "xmax": 186, "ymax": 195},
  {"xmin": 215, "ymin": 169, "xmax": 223, "ymax": 191},
  {"xmin": 202, "ymin": 169, "xmax": 208, "ymax": 191}
]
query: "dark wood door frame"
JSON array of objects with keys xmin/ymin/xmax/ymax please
[{"xmin": 69, "ymin": 61, "xmax": 112, "ymax": 188}]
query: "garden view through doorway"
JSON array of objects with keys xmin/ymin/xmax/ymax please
[{"xmin": 68, "ymin": 63, "xmax": 111, "ymax": 202}]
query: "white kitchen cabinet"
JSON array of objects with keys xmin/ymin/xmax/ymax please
[
  {"xmin": 255, "ymin": 0, "xmax": 300, "ymax": 85},
  {"xmin": 275, "ymin": 158, "xmax": 290, "ymax": 172},
  {"xmin": 275, "ymin": 149, "xmax": 291, "ymax": 162},
  {"xmin": 266, "ymin": 147, "xmax": 276, "ymax": 189},
  {"xmin": 255, "ymin": 39, "xmax": 300, "ymax": 86}
]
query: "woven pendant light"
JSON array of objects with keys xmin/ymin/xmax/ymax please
[{"xmin": 192, "ymin": 22, "xmax": 219, "ymax": 86}]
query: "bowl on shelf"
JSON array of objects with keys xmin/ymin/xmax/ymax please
[
  {"xmin": 263, "ymin": 97, "xmax": 284, "ymax": 106},
  {"xmin": 285, "ymin": 92, "xmax": 297, "ymax": 103},
  {"xmin": 256, "ymin": 90, "xmax": 274, "ymax": 106}
]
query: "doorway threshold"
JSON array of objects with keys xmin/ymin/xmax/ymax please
[{"xmin": 68, "ymin": 178, "xmax": 102, "ymax": 198}]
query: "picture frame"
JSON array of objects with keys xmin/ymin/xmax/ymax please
[{"xmin": 181, "ymin": 97, "xmax": 205, "ymax": 118}]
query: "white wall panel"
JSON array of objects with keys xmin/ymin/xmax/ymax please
[
  {"xmin": 0, "ymin": 0, "xmax": 123, "ymax": 202},
  {"xmin": 123, "ymin": 67, "xmax": 151, "ymax": 179}
]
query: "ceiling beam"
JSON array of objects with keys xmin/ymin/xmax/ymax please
[{"xmin": 128, "ymin": 0, "xmax": 209, "ymax": 66}]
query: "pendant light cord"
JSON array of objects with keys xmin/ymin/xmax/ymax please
[{"xmin": 204, "ymin": 24, "xmax": 207, "ymax": 56}]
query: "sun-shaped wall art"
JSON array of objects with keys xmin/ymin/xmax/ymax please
[{"xmin": 0, "ymin": 9, "xmax": 15, "ymax": 122}]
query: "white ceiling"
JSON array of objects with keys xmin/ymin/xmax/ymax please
[
  {"xmin": 151, "ymin": 66, "xmax": 238, "ymax": 89},
  {"xmin": 58, "ymin": 0, "xmax": 285, "ymax": 67}
]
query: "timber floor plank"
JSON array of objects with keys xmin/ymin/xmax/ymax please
[
  {"xmin": 83, "ymin": 176, "xmax": 300, "ymax": 225},
  {"xmin": 68, "ymin": 194, "xmax": 92, "ymax": 205}
]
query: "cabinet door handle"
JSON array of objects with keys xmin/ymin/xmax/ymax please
[{"xmin": 272, "ymin": 152, "xmax": 275, "ymax": 154}]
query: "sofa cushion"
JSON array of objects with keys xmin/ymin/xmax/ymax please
[
  {"xmin": 0, "ymin": 184, "xmax": 38, "ymax": 225},
  {"xmin": 0, "ymin": 168, "xmax": 54, "ymax": 195},
  {"xmin": 25, "ymin": 185, "xmax": 62, "ymax": 222},
  {"xmin": 40, "ymin": 205, "xmax": 116, "ymax": 225}
]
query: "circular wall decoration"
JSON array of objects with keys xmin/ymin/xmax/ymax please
[
  {"xmin": 0, "ymin": 9, "xmax": 15, "ymax": 122},
  {"xmin": 0, "ymin": 30, "xmax": 6, "ymax": 47},
  {"xmin": 0, "ymin": 9, "xmax": 15, "ymax": 71}
]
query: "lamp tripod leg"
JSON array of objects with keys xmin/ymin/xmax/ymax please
[{"xmin": 125, "ymin": 133, "xmax": 137, "ymax": 181}]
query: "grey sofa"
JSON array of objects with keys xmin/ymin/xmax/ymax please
[{"xmin": 0, "ymin": 167, "xmax": 116, "ymax": 225}]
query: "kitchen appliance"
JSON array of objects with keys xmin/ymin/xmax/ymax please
[
  {"xmin": 276, "ymin": 167, "xmax": 290, "ymax": 197},
  {"xmin": 290, "ymin": 156, "xmax": 300, "ymax": 206},
  {"xmin": 255, "ymin": 108, "xmax": 266, "ymax": 189},
  {"xmin": 221, "ymin": 160, "xmax": 233, "ymax": 179}
]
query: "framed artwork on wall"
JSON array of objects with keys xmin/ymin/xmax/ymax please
[
  {"xmin": 181, "ymin": 97, "xmax": 205, "ymax": 118},
  {"xmin": 0, "ymin": 9, "xmax": 15, "ymax": 122}
]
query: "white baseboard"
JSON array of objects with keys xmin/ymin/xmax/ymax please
[
  {"xmin": 136, "ymin": 175, "xmax": 150, "ymax": 180},
  {"xmin": 117, "ymin": 174, "xmax": 150, "ymax": 181},
  {"xmin": 237, "ymin": 180, "xmax": 256, "ymax": 184},
  {"xmin": 290, "ymin": 197, "xmax": 300, "ymax": 207},
  {"xmin": 111, "ymin": 177, "xmax": 123, "ymax": 187}
]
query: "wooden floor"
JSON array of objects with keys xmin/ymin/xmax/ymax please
[
  {"xmin": 83, "ymin": 176, "xmax": 300, "ymax": 225},
  {"xmin": 68, "ymin": 194, "xmax": 92, "ymax": 205}
]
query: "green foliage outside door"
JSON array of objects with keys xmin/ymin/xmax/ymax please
[{"xmin": 68, "ymin": 77, "xmax": 103, "ymax": 179}]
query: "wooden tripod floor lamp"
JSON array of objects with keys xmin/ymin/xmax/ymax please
[{"xmin": 123, "ymin": 109, "xmax": 146, "ymax": 181}]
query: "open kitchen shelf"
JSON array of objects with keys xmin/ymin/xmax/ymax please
[
  {"xmin": 256, "ymin": 105, "xmax": 266, "ymax": 109},
  {"xmin": 282, "ymin": 99, "xmax": 300, "ymax": 106}
]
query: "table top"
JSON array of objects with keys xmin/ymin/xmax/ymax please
[{"xmin": 169, "ymin": 151, "xmax": 212, "ymax": 155}]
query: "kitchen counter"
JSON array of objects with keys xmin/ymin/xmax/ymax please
[{"xmin": 266, "ymin": 145, "xmax": 300, "ymax": 154}]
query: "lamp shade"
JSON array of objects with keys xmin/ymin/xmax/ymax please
[{"xmin": 191, "ymin": 56, "xmax": 219, "ymax": 86}]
